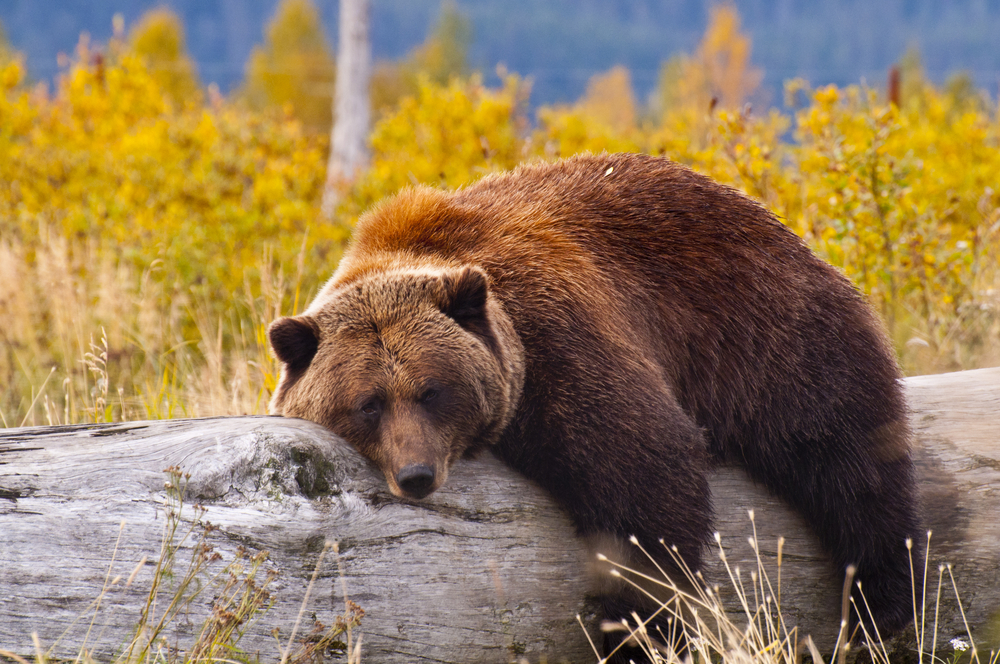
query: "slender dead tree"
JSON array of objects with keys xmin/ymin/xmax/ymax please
[{"xmin": 321, "ymin": 0, "xmax": 371, "ymax": 219}]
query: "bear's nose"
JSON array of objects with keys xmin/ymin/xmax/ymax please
[{"xmin": 396, "ymin": 463, "xmax": 436, "ymax": 499}]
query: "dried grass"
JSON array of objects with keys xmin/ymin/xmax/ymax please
[
  {"xmin": 583, "ymin": 519, "xmax": 999, "ymax": 664},
  {"xmin": 0, "ymin": 231, "xmax": 304, "ymax": 426}
]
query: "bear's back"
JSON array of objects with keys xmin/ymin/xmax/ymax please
[
  {"xmin": 335, "ymin": 153, "xmax": 902, "ymax": 456},
  {"xmin": 345, "ymin": 153, "xmax": 817, "ymax": 294}
]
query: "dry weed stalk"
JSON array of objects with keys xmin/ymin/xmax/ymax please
[
  {"xmin": 1, "ymin": 232, "xmax": 304, "ymax": 428},
  {"xmin": 587, "ymin": 514, "xmax": 999, "ymax": 664}
]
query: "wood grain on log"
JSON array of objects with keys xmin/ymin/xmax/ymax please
[{"xmin": 0, "ymin": 368, "xmax": 997, "ymax": 663}]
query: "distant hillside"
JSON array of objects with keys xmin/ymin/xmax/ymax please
[{"xmin": 2, "ymin": 0, "xmax": 999, "ymax": 106}]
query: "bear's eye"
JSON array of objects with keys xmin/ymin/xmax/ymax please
[
  {"xmin": 420, "ymin": 389, "xmax": 439, "ymax": 404},
  {"xmin": 360, "ymin": 400, "xmax": 380, "ymax": 417}
]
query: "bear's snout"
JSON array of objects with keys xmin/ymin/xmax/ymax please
[{"xmin": 396, "ymin": 463, "xmax": 437, "ymax": 499}]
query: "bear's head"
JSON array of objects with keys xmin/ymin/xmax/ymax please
[{"xmin": 268, "ymin": 266, "xmax": 525, "ymax": 499}]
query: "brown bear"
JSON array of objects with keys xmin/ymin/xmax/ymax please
[{"xmin": 268, "ymin": 153, "xmax": 920, "ymax": 658}]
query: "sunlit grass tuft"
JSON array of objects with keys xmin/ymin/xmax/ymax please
[
  {"xmin": 0, "ymin": 232, "xmax": 311, "ymax": 427},
  {"xmin": 585, "ymin": 514, "xmax": 999, "ymax": 664}
]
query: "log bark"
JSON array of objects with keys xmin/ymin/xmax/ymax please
[{"xmin": 0, "ymin": 368, "xmax": 997, "ymax": 663}]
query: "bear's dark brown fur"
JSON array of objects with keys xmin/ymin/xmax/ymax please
[{"xmin": 269, "ymin": 153, "xmax": 920, "ymax": 658}]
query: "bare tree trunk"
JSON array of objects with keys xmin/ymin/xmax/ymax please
[
  {"xmin": 321, "ymin": 0, "xmax": 371, "ymax": 219},
  {"xmin": 0, "ymin": 368, "xmax": 998, "ymax": 663}
]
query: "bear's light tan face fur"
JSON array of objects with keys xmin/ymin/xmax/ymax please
[{"xmin": 269, "ymin": 267, "xmax": 524, "ymax": 499}]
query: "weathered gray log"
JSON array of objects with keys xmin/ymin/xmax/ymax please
[{"xmin": 0, "ymin": 368, "xmax": 997, "ymax": 663}]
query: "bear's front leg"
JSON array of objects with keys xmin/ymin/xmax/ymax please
[{"xmin": 496, "ymin": 384, "xmax": 713, "ymax": 662}]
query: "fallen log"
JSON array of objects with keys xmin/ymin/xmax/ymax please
[{"xmin": 0, "ymin": 368, "xmax": 997, "ymax": 663}]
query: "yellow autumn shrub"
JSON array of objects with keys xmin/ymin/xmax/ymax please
[
  {"xmin": 346, "ymin": 73, "xmax": 530, "ymax": 215},
  {"xmin": 129, "ymin": 7, "xmax": 202, "ymax": 105},
  {"xmin": 240, "ymin": 0, "xmax": 336, "ymax": 134},
  {"xmin": 644, "ymin": 78, "xmax": 999, "ymax": 372},
  {"xmin": 790, "ymin": 82, "xmax": 1000, "ymax": 367},
  {"xmin": 532, "ymin": 65, "xmax": 644, "ymax": 159},
  {"xmin": 0, "ymin": 41, "xmax": 348, "ymax": 424},
  {"xmin": 1, "ymin": 41, "xmax": 342, "ymax": 293}
]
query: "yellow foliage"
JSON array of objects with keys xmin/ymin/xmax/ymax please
[
  {"xmin": 791, "ymin": 82, "xmax": 1000, "ymax": 364},
  {"xmin": 1, "ymin": 42, "xmax": 339, "ymax": 295},
  {"xmin": 129, "ymin": 7, "xmax": 202, "ymax": 105},
  {"xmin": 655, "ymin": 3, "xmax": 762, "ymax": 119},
  {"xmin": 348, "ymin": 74, "xmax": 529, "ymax": 213},
  {"xmin": 370, "ymin": 1, "xmax": 471, "ymax": 117},
  {"xmin": 651, "ymin": 3, "xmax": 765, "ymax": 164},
  {"xmin": 698, "ymin": 4, "xmax": 762, "ymax": 110},
  {"xmin": 531, "ymin": 67, "xmax": 642, "ymax": 159},
  {"xmin": 577, "ymin": 65, "xmax": 638, "ymax": 135},
  {"xmin": 0, "ymin": 20, "xmax": 15, "ymax": 67},
  {"xmin": 0, "ymin": 39, "xmax": 348, "ymax": 424},
  {"xmin": 409, "ymin": 1, "xmax": 471, "ymax": 86},
  {"xmin": 240, "ymin": 0, "xmax": 335, "ymax": 134},
  {"xmin": 534, "ymin": 104, "xmax": 642, "ymax": 159}
]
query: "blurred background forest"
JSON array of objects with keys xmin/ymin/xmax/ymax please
[
  {"xmin": 0, "ymin": 0, "xmax": 998, "ymax": 427},
  {"xmin": 5, "ymin": 0, "xmax": 1000, "ymax": 106}
]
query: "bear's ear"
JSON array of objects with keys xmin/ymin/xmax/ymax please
[
  {"xmin": 441, "ymin": 267, "xmax": 489, "ymax": 331},
  {"xmin": 268, "ymin": 316, "xmax": 320, "ymax": 370}
]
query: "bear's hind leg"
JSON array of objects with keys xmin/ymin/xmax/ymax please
[{"xmin": 739, "ymin": 420, "xmax": 921, "ymax": 638}]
